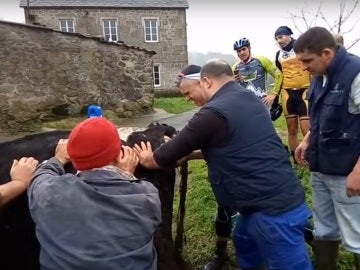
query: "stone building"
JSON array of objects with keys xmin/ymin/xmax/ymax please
[
  {"xmin": 0, "ymin": 20, "xmax": 156, "ymax": 133},
  {"xmin": 19, "ymin": 0, "xmax": 189, "ymax": 92}
]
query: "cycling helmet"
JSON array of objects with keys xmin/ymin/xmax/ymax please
[
  {"xmin": 233, "ymin": 38, "xmax": 250, "ymax": 50},
  {"xmin": 270, "ymin": 96, "xmax": 283, "ymax": 121}
]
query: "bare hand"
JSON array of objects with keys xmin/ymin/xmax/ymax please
[
  {"xmin": 346, "ymin": 169, "xmax": 360, "ymax": 197},
  {"xmin": 234, "ymin": 73, "xmax": 244, "ymax": 84},
  {"xmin": 55, "ymin": 139, "xmax": 71, "ymax": 165},
  {"xmin": 294, "ymin": 141, "xmax": 309, "ymax": 166},
  {"xmin": 10, "ymin": 157, "xmax": 39, "ymax": 189},
  {"xmin": 133, "ymin": 141, "xmax": 155, "ymax": 167},
  {"xmin": 262, "ymin": 93, "xmax": 277, "ymax": 106},
  {"xmin": 116, "ymin": 146, "xmax": 139, "ymax": 175}
]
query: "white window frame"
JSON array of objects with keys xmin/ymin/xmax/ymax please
[
  {"xmin": 59, "ymin": 19, "xmax": 75, "ymax": 33},
  {"xmin": 153, "ymin": 64, "xmax": 161, "ymax": 87},
  {"xmin": 142, "ymin": 17, "xmax": 159, "ymax": 43},
  {"xmin": 102, "ymin": 18, "xmax": 118, "ymax": 42}
]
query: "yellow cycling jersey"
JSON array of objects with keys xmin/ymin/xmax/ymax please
[{"xmin": 277, "ymin": 48, "xmax": 311, "ymax": 90}]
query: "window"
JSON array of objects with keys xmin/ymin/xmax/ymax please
[
  {"xmin": 143, "ymin": 18, "xmax": 159, "ymax": 42},
  {"xmin": 103, "ymin": 19, "xmax": 118, "ymax": 42},
  {"xmin": 59, "ymin": 19, "xmax": 75, "ymax": 33},
  {"xmin": 153, "ymin": 65, "xmax": 161, "ymax": 87}
]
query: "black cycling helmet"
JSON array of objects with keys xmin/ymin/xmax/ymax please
[
  {"xmin": 270, "ymin": 96, "xmax": 283, "ymax": 121},
  {"xmin": 233, "ymin": 38, "xmax": 250, "ymax": 50}
]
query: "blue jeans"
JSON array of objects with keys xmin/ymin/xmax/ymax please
[
  {"xmin": 311, "ymin": 172, "xmax": 360, "ymax": 253},
  {"xmin": 232, "ymin": 202, "xmax": 313, "ymax": 270}
]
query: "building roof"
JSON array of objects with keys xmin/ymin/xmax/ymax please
[{"xmin": 19, "ymin": 0, "xmax": 189, "ymax": 9}]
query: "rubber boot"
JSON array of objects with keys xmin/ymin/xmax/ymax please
[
  {"xmin": 203, "ymin": 239, "xmax": 229, "ymax": 270},
  {"xmin": 313, "ymin": 240, "xmax": 340, "ymax": 270},
  {"xmin": 354, "ymin": 253, "xmax": 360, "ymax": 270}
]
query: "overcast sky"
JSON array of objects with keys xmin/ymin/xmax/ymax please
[{"xmin": 1, "ymin": 0, "xmax": 359, "ymax": 60}]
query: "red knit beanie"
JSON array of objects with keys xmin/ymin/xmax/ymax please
[{"xmin": 67, "ymin": 118, "xmax": 121, "ymax": 171}]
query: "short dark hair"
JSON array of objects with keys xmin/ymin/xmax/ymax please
[
  {"xmin": 200, "ymin": 59, "xmax": 233, "ymax": 78},
  {"xmin": 294, "ymin": 27, "xmax": 337, "ymax": 55}
]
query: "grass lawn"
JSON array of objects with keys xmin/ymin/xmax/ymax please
[
  {"xmin": 154, "ymin": 97, "xmax": 196, "ymax": 114},
  {"xmin": 155, "ymin": 97, "xmax": 355, "ymax": 270}
]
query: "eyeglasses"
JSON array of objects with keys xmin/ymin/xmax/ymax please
[{"xmin": 178, "ymin": 72, "xmax": 200, "ymax": 80}]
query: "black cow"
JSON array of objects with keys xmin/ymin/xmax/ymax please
[{"xmin": 0, "ymin": 123, "xmax": 189, "ymax": 270}]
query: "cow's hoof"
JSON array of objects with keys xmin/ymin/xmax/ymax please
[{"xmin": 203, "ymin": 251, "xmax": 229, "ymax": 270}]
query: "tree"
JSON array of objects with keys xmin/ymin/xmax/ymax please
[{"xmin": 290, "ymin": 0, "xmax": 360, "ymax": 49}]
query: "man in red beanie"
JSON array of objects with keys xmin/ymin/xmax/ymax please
[{"xmin": 28, "ymin": 117, "xmax": 161, "ymax": 270}]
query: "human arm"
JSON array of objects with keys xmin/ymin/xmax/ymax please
[
  {"xmin": 347, "ymin": 157, "xmax": 360, "ymax": 197},
  {"xmin": 346, "ymin": 73, "xmax": 360, "ymax": 197},
  {"xmin": 28, "ymin": 139, "xmax": 69, "ymax": 198},
  {"xmin": 275, "ymin": 50, "xmax": 282, "ymax": 72},
  {"xmin": 258, "ymin": 56, "xmax": 283, "ymax": 106},
  {"xmin": 134, "ymin": 108, "xmax": 228, "ymax": 169},
  {"xmin": 294, "ymin": 131, "xmax": 311, "ymax": 166},
  {"xmin": 0, "ymin": 157, "xmax": 39, "ymax": 207}
]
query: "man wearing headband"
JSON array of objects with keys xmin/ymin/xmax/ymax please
[
  {"xmin": 135, "ymin": 59, "xmax": 313, "ymax": 270},
  {"xmin": 177, "ymin": 65, "xmax": 233, "ymax": 270},
  {"xmin": 274, "ymin": 26, "xmax": 311, "ymax": 165}
]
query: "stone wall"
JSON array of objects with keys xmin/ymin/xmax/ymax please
[
  {"xmin": 0, "ymin": 21, "xmax": 156, "ymax": 133},
  {"xmin": 25, "ymin": 8, "xmax": 188, "ymax": 91}
]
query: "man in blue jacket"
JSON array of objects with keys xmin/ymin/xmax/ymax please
[
  {"xmin": 134, "ymin": 59, "xmax": 313, "ymax": 270},
  {"xmin": 294, "ymin": 26, "xmax": 360, "ymax": 270}
]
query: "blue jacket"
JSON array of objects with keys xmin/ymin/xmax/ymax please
[
  {"xmin": 307, "ymin": 46, "xmax": 360, "ymax": 175},
  {"xmin": 202, "ymin": 82, "xmax": 305, "ymax": 215},
  {"xmin": 28, "ymin": 157, "xmax": 161, "ymax": 270}
]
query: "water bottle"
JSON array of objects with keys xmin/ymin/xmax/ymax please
[{"xmin": 87, "ymin": 104, "xmax": 103, "ymax": 118}]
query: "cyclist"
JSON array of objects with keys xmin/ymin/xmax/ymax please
[
  {"xmin": 232, "ymin": 38, "xmax": 282, "ymax": 108},
  {"xmin": 274, "ymin": 26, "xmax": 311, "ymax": 164}
]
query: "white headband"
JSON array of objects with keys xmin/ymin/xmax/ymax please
[{"xmin": 181, "ymin": 72, "xmax": 200, "ymax": 80}]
